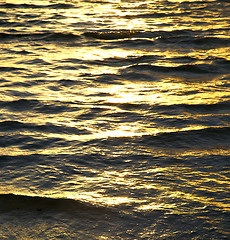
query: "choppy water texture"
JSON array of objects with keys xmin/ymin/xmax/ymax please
[{"xmin": 0, "ymin": 0, "xmax": 230, "ymax": 239}]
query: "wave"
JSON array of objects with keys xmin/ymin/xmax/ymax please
[
  {"xmin": 1, "ymin": 29, "xmax": 228, "ymax": 50},
  {"xmin": 0, "ymin": 193, "xmax": 110, "ymax": 214},
  {"xmin": 180, "ymin": 101, "xmax": 230, "ymax": 113},
  {"xmin": 122, "ymin": 63, "xmax": 220, "ymax": 74},
  {"xmin": 0, "ymin": 20, "xmax": 50, "ymax": 28},
  {"xmin": 83, "ymin": 29, "xmax": 191, "ymax": 41},
  {"xmin": 106, "ymin": 29, "xmax": 230, "ymax": 48},
  {"xmin": 142, "ymin": 127, "xmax": 230, "ymax": 149},
  {"xmin": 148, "ymin": 101, "xmax": 230, "ymax": 113},
  {"xmin": 120, "ymin": 36, "xmax": 230, "ymax": 49},
  {"xmin": 16, "ymin": 58, "xmax": 51, "ymax": 65},
  {"xmin": 0, "ymin": 120, "xmax": 88, "ymax": 135},
  {"xmin": 99, "ymin": 127, "xmax": 230, "ymax": 150},
  {"xmin": 3, "ymin": 49, "xmax": 33, "ymax": 55},
  {"xmin": 116, "ymin": 54, "xmax": 230, "ymax": 75},
  {"xmin": 0, "ymin": 99, "xmax": 80, "ymax": 114},
  {"xmin": 157, "ymin": 35, "xmax": 230, "ymax": 48},
  {"xmin": 121, "ymin": 12, "xmax": 180, "ymax": 19},
  {"xmin": 83, "ymin": 30, "xmax": 141, "ymax": 40},
  {"xmin": 0, "ymin": 32, "xmax": 80, "ymax": 42},
  {"xmin": 0, "ymin": 134, "xmax": 65, "ymax": 149},
  {"xmin": 65, "ymin": 53, "xmax": 229, "ymax": 75},
  {"xmin": 0, "ymin": 3, "xmax": 75, "ymax": 9},
  {"xmin": 0, "ymin": 66, "xmax": 26, "ymax": 72}
]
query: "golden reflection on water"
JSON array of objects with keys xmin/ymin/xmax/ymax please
[
  {"xmin": 138, "ymin": 166, "xmax": 230, "ymax": 212},
  {"xmin": 0, "ymin": 73, "xmax": 228, "ymax": 142},
  {"xmin": 4, "ymin": 164, "xmax": 228, "ymax": 212},
  {"xmin": 1, "ymin": 0, "xmax": 230, "ymax": 215}
]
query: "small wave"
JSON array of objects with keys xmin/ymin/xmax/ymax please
[
  {"xmin": 106, "ymin": 102, "xmax": 148, "ymax": 111},
  {"xmin": 139, "ymin": 127, "xmax": 230, "ymax": 149},
  {"xmin": 120, "ymin": 38, "xmax": 155, "ymax": 46},
  {"xmin": 58, "ymin": 79, "xmax": 82, "ymax": 86},
  {"xmin": 0, "ymin": 18, "xmax": 50, "ymax": 28},
  {"xmin": 0, "ymin": 193, "xmax": 109, "ymax": 214},
  {"xmin": 183, "ymin": 101, "xmax": 230, "ymax": 113},
  {"xmin": 0, "ymin": 99, "xmax": 41, "ymax": 111},
  {"xmin": 0, "ymin": 3, "xmax": 75, "ymax": 9},
  {"xmin": 0, "ymin": 32, "xmax": 80, "ymax": 42},
  {"xmin": 70, "ymin": 54, "xmax": 159, "ymax": 68},
  {"xmin": 121, "ymin": 12, "xmax": 175, "ymax": 19},
  {"xmin": 25, "ymin": 19, "xmax": 50, "ymax": 25},
  {"xmin": 191, "ymin": 37, "xmax": 230, "ymax": 46},
  {"xmin": 145, "ymin": 29, "xmax": 194, "ymax": 39},
  {"xmin": 0, "ymin": 120, "xmax": 89, "ymax": 135},
  {"xmin": 112, "ymin": 29, "xmax": 230, "ymax": 49},
  {"xmin": 118, "ymin": 54, "xmax": 230, "ymax": 75},
  {"xmin": 123, "ymin": 63, "xmax": 218, "ymax": 74},
  {"xmin": 0, "ymin": 99, "xmax": 80, "ymax": 114},
  {"xmin": 150, "ymin": 101, "xmax": 230, "ymax": 114},
  {"xmin": 16, "ymin": 58, "xmax": 51, "ymax": 65},
  {"xmin": 44, "ymin": 32, "xmax": 81, "ymax": 41},
  {"xmin": 0, "ymin": 66, "xmax": 26, "ymax": 72},
  {"xmin": 99, "ymin": 127, "xmax": 230, "ymax": 150},
  {"xmin": 0, "ymin": 134, "xmax": 67, "ymax": 149},
  {"xmin": 0, "ymin": 20, "xmax": 25, "ymax": 28},
  {"xmin": 83, "ymin": 30, "xmax": 141, "ymax": 40},
  {"xmin": 49, "ymin": 3, "xmax": 76, "ymax": 9},
  {"xmin": 158, "ymin": 35, "xmax": 230, "ymax": 48},
  {"xmin": 4, "ymin": 49, "xmax": 33, "ymax": 55},
  {"xmin": 207, "ymin": 57, "xmax": 230, "ymax": 70}
]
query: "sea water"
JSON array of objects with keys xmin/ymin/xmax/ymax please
[{"xmin": 0, "ymin": 0, "xmax": 229, "ymax": 239}]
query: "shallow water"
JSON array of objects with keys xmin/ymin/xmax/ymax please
[{"xmin": 0, "ymin": 0, "xmax": 230, "ymax": 239}]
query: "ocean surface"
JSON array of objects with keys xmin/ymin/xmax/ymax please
[{"xmin": 0, "ymin": 0, "xmax": 230, "ymax": 239}]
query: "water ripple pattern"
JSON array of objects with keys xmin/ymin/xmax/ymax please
[{"xmin": 0, "ymin": 0, "xmax": 230, "ymax": 239}]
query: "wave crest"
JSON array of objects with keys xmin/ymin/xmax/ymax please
[{"xmin": 83, "ymin": 30, "xmax": 141, "ymax": 40}]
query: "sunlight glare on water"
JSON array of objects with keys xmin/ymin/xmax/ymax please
[{"xmin": 0, "ymin": 0, "xmax": 230, "ymax": 239}]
